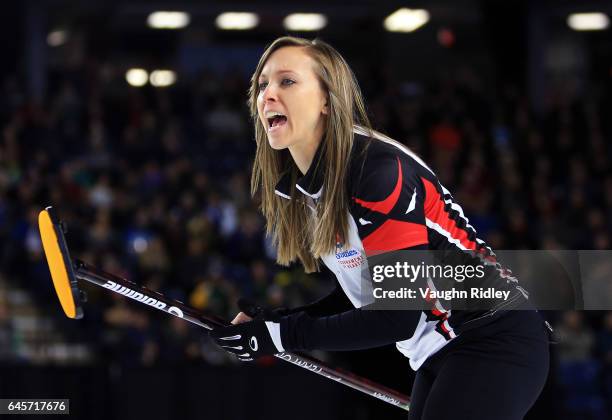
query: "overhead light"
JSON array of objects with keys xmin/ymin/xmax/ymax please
[
  {"xmin": 147, "ymin": 11, "xmax": 190, "ymax": 29},
  {"xmin": 567, "ymin": 12, "xmax": 609, "ymax": 31},
  {"xmin": 150, "ymin": 70, "xmax": 176, "ymax": 87},
  {"xmin": 47, "ymin": 30, "xmax": 68, "ymax": 47},
  {"xmin": 283, "ymin": 13, "xmax": 327, "ymax": 31},
  {"xmin": 384, "ymin": 8, "xmax": 430, "ymax": 33},
  {"xmin": 126, "ymin": 69, "xmax": 148, "ymax": 87},
  {"xmin": 215, "ymin": 12, "xmax": 259, "ymax": 30},
  {"xmin": 132, "ymin": 237, "xmax": 148, "ymax": 254}
]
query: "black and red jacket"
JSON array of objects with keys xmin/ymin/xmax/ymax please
[{"xmin": 275, "ymin": 127, "xmax": 529, "ymax": 370}]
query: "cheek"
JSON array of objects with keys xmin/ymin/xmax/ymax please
[
  {"xmin": 306, "ymin": 93, "xmax": 326, "ymax": 124},
  {"xmin": 291, "ymin": 100, "xmax": 321, "ymax": 131},
  {"xmin": 300, "ymin": 106, "xmax": 324, "ymax": 131}
]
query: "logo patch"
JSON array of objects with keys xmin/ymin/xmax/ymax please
[{"xmin": 334, "ymin": 233, "xmax": 363, "ymax": 269}]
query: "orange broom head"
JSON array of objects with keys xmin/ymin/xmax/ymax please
[{"xmin": 38, "ymin": 206, "xmax": 83, "ymax": 319}]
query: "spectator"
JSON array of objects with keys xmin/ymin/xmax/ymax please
[{"xmin": 555, "ymin": 311, "xmax": 595, "ymax": 362}]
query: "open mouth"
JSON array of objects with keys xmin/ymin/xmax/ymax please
[{"xmin": 266, "ymin": 113, "xmax": 288, "ymax": 132}]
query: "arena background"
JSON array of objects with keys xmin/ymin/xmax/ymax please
[{"xmin": 1, "ymin": 0, "xmax": 611, "ymax": 418}]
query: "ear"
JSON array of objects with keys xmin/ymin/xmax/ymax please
[{"xmin": 322, "ymin": 100, "xmax": 329, "ymax": 115}]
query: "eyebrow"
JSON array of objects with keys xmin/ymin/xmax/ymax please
[{"xmin": 258, "ymin": 70, "xmax": 298, "ymax": 79}]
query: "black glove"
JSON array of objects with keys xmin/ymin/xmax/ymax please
[{"xmin": 209, "ymin": 298, "xmax": 286, "ymax": 362}]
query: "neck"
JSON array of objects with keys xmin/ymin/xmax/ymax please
[
  {"xmin": 289, "ymin": 141, "xmax": 319, "ymax": 175},
  {"xmin": 289, "ymin": 133, "xmax": 323, "ymax": 175}
]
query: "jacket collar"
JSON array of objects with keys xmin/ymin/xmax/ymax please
[
  {"xmin": 274, "ymin": 140, "xmax": 326, "ymax": 201},
  {"xmin": 273, "ymin": 128, "xmax": 370, "ymax": 201}
]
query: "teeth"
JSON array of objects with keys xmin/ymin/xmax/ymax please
[{"xmin": 265, "ymin": 111, "xmax": 285, "ymax": 119}]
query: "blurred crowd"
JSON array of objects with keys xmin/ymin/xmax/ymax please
[{"xmin": 0, "ymin": 46, "xmax": 611, "ymax": 418}]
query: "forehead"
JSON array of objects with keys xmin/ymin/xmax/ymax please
[{"xmin": 259, "ymin": 46, "xmax": 316, "ymax": 78}]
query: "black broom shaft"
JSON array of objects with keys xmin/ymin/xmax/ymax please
[{"xmin": 73, "ymin": 260, "xmax": 411, "ymax": 411}]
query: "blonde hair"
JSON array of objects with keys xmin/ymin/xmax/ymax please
[{"xmin": 248, "ymin": 36, "xmax": 373, "ymax": 272}]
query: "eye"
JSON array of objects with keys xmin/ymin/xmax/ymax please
[
  {"xmin": 281, "ymin": 78, "xmax": 295, "ymax": 86},
  {"xmin": 258, "ymin": 81, "xmax": 268, "ymax": 90}
]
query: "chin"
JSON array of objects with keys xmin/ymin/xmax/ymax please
[{"xmin": 267, "ymin": 135, "xmax": 291, "ymax": 150}]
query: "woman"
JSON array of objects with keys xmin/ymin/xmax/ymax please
[{"xmin": 210, "ymin": 36, "xmax": 551, "ymax": 420}]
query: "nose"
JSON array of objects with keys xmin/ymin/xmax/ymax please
[{"xmin": 261, "ymin": 83, "xmax": 278, "ymax": 103}]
